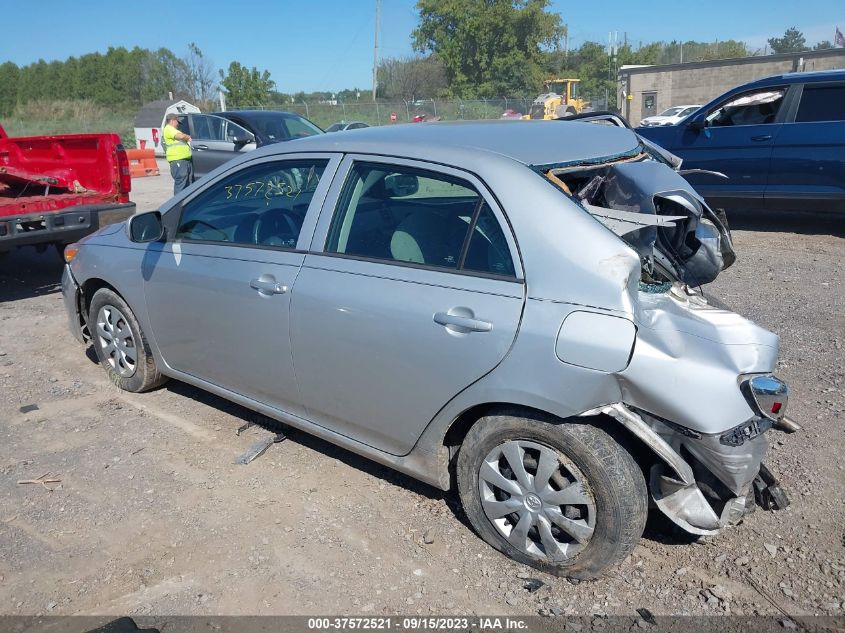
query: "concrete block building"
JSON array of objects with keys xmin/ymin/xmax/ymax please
[{"xmin": 619, "ymin": 49, "xmax": 845, "ymax": 126}]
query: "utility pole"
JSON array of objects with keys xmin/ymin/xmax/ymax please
[
  {"xmin": 564, "ymin": 24, "xmax": 569, "ymax": 68},
  {"xmin": 372, "ymin": 0, "xmax": 381, "ymax": 101}
]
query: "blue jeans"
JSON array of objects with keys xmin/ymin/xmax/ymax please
[{"xmin": 169, "ymin": 158, "xmax": 193, "ymax": 195}]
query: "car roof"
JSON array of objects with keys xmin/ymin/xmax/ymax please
[
  {"xmin": 251, "ymin": 119, "xmax": 642, "ymax": 169},
  {"xmin": 748, "ymin": 68, "xmax": 845, "ymax": 87},
  {"xmin": 218, "ymin": 110, "xmax": 306, "ymax": 120}
]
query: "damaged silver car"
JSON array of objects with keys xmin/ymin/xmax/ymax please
[{"xmin": 61, "ymin": 120, "xmax": 797, "ymax": 578}]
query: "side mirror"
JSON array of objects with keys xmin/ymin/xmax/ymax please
[
  {"xmin": 686, "ymin": 116, "xmax": 705, "ymax": 130},
  {"xmin": 128, "ymin": 211, "xmax": 164, "ymax": 243},
  {"xmin": 384, "ymin": 173, "xmax": 419, "ymax": 197},
  {"xmin": 232, "ymin": 134, "xmax": 254, "ymax": 146}
]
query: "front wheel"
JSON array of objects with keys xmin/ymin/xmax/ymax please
[
  {"xmin": 457, "ymin": 411, "xmax": 647, "ymax": 579},
  {"xmin": 89, "ymin": 288, "xmax": 167, "ymax": 392}
]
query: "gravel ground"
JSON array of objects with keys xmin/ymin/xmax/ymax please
[{"xmin": 0, "ymin": 166, "xmax": 843, "ymax": 622}]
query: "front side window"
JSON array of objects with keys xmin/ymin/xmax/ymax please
[
  {"xmin": 706, "ymin": 89, "xmax": 785, "ymax": 127},
  {"xmin": 795, "ymin": 84, "xmax": 845, "ymax": 123},
  {"xmin": 189, "ymin": 114, "xmax": 222, "ymax": 140},
  {"xmin": 222, "ymin": 118, "xmax": 251, "ymax": 142},
  {"xmin": 326, "ymin": 162, "xmax": 515, "ymax": 277},
  {"xmin": 176, "ymin": 160, "xmax": 327, "ymax": 248}
]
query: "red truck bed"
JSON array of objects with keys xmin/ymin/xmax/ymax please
[{"xmin": 0, "ymin": 124, "xmax": 135, "ymax": 253}]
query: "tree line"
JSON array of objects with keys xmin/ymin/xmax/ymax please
[
  {"xmin": 0, "ymin": 0, "xmax": 836, "ymax": 118},
  {"xmin": 0, "ymin": 44, "xmax": 275, "ymax": 117}
]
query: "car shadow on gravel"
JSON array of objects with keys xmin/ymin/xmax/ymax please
[
  {"xmin": 80, "ymin": 350, "xmax": 717, "ymax": 551},
  {"xmin": 0, "ymin": 247, "xmax": 64, "ymax": 302},
  {"xmin": 641, "ymin": 511, "xmax": 701, "ymax": 546},
  {"xmin": 725, "ymin": 208, "xmax": 845, "ymax": 237},
  {"xmin": 161, "ymin": 379, "xmax": 460, "ymax": 503}
]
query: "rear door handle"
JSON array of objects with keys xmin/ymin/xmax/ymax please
[
  {"xmin": 250, "ymin": 278, "xmax": 288, "ymax": 295},
  {"xmin": 194, "ymin": 144, "xmax": 209, "ymax": 150},
  {"xmin": 434, "ymin": 312, "xmax": 492, "ymax": 333},
  {"xmin": 750, "ymin": 135, "xmax": 773, "ymax": 142}
]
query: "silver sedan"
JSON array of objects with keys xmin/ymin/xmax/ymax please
[{"xmin": 61, "ymin": 120, "xmax": 796, "ymax": 578}]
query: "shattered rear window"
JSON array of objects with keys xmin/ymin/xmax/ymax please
[{"xmin": 540, "ymin": 155, "xmax": 735, "ymax": 288}]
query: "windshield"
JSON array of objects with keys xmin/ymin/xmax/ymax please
[
  {"xmin": 658, "ymin": 107, "xmax": 683, "ymax": 117},
  {"xmin": 325, "ymin": 123, "xmax": 344, "ymax": 132},
  {"xmin": 282, "ymin": 115, "xmax": 323, "ymax": 138},
  {"xmin": 679, "ymin": 106, "xmax": 698, "ymax": 117}
]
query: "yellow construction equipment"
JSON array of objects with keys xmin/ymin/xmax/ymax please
[{"xmin": 523, "ymin": 78, "xmax": 589, "ymax": 120}]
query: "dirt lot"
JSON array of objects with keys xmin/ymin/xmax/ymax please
[{"xmin": 1, "ymin": 164, "xmax": 843, "ymax": 621}]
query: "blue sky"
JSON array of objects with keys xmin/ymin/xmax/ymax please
[{"xmin": 2, "ymin": 0, "xmax": 843, "ymax": 93}]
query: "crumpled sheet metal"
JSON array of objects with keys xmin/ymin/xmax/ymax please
[
  {"xmin": 580, "ymin": 403, "xmax": 747, "ymax": 535},
  {"xmin": 621, "ymin": 299, "xmax": 778, "ymax": 434},
  {"xmin": 569, "ymin": 161, "xmax": 735, "ymax": 286},
  {"xmin": 650, "ymin": 464, "xmax": 752, "ymax": 536}
]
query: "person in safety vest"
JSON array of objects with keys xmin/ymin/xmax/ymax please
[{"xmin": 163, "ymin": 113, "xmax": 193, "ymax": 194}]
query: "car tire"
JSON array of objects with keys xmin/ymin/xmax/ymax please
[
  {"xmin": 89, "ymin": 288, "xmax": 167, "ymax": 392},
  {"xmin": 457, "ymin": 409, "xmax": 647, "ymax": 579}
]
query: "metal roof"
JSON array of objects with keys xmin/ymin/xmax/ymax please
[{"xmin": 134, "ymin": 100, "xmax": 195, "ymax": 128}]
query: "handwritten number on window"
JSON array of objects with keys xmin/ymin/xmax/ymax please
[{"xmin": 220, "ymin": 173, "xmax": 318, "ymax": 203}]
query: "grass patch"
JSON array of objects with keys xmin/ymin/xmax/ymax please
[{"xmin": 3, "ymin": 100, "xmax": 135, "ymax": 146}]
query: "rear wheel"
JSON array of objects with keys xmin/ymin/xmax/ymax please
[
  {"xmin": 457, "ymin": 410, "xmax": 647, "ymax": 579},
  {"xmin": 89, "ymin": 288, "xmax": 167, "ymax": 392}
]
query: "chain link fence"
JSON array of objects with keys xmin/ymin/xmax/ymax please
[{"xmin": 229, "ymin": 94, "xmax": 612, "ymax": 129}]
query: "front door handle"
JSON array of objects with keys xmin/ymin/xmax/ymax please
[
  {"xmin": 750, "ymin": 135, "xmax": 773, "ymax": 142},
  {"xmin": 434, "ymin": 311, "xmax": 492, "ymax": 333},
  {"xmin": 250, "ymin": 278, "xmax": 288, "ymax": 295},
  {"xmin": 194, "ymin": 144, "xmax": 209, "ymax": 150}
]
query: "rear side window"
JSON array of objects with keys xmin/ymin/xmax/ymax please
[
  {"xmin": 176, "ymin": 160, "xmax": 327, "ymax": 248},
  {"xmin": 795, "ymin": 85, "xmax": 845, "ymax": 123},
  {"xmin": 325, "ymin": 162, "xmax": 515, "ymax": 277}
]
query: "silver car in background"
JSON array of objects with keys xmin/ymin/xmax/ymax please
[{"xmin": 61, "ymin": 121, "xmax": 796, "ymax": 578}]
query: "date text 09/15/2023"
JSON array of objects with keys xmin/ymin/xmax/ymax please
[{"xmin": 307, "ymin": 617, "xmax": 529, "ymax": 630}]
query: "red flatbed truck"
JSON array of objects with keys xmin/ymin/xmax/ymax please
[{"xmin": 0, "ymin": 124, "xmax": 135, "ymax": 258}]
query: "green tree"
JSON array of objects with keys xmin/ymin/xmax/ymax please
[
  {"xmin": 377, "ymin": 55, "xmax": 448, "ymax": 99},
  {"xmin": 712, "ymin": 40, "xmax": 749, "ymax": 59},
  {"xmin": 143, "ymin": 48, "xmax": 191, "ymax": 102},
  {"xmin": 8, "ymin": 46, "xmax": 193, "ymax": 110},
  {"xmin": 184, "ymin": 43, "xmax": 216, "ymax": 102},
  {"xmin": 814, "ymin": 40, "xmax": 834, "ymax": 50},
  {"xmin": 219, "ymin": 61, "xmax": 275, "ymax": 107},
  {"xmin": 768, "ymin": 27, "xmax": 807, "ymax": 54},
  {"xmin": 412, "ymin": 0, "xmax": 564, "ymax": 98},
  {"xmin": 0, "ymin": 62, "xmax": 20, "ymax": 116}
]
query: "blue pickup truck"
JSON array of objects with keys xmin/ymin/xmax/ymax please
[{"xmin": 637, "ymin": 69, "xmax": 845, "ymax": 212}]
